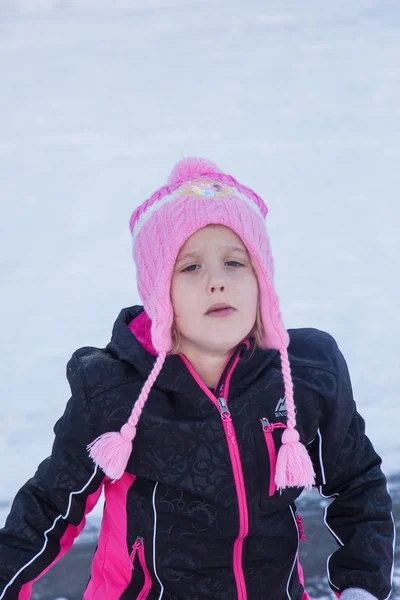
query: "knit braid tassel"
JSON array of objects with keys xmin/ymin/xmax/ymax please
[
  {"xmin": 87, "ymin": 351, "xmax": 167, "ymax": 481},
  {"xmin": 276, "ymin": 345, "xmax": 315, "ymax": 491},
  {"xmin": 87, "ymin": 429, "xmax": 133, "ymax": 482},
  {"xmin": 275, "ymin": 428, "xmax": 315, "ymax": 491}
]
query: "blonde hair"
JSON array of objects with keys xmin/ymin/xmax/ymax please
[{"xmin": 169, "ymin": 225, "xmax": 268, "ymax": 355}]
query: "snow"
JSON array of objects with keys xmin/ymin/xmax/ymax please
[{"xmin": 0, "ymin": 0, "xmax": 399, "ymax": 537}]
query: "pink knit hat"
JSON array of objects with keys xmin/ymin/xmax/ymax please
[{"xmin": 88, "ymin": 157, "xmax": 315, "ymax": 491}]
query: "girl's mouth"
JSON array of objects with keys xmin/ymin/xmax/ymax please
[{"xmin": 206, "ymin": 307, "xmax": 236, "ymax": 317}]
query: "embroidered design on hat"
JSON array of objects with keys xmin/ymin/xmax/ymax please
[{"xmin": 176, "ymin": 178, "xmax": 235, "ymax": 198}]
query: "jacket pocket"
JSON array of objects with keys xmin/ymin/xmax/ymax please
[
  {"xmin": 260, "ymin": 417, "xmax": 287, "ymax": 496},
  {"xmin": 129, "ymin": 536, "xmax": 152, "ymax": 599}
]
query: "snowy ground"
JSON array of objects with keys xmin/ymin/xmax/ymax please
[{"xmin": 0, "ymin": 0, "xmax": 399, "ymax": 594}]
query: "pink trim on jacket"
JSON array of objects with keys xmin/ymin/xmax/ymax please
[
  {"xmin": 18, "ymin": 480, "xmax": 105, "ymax": 600},
  {"xmin": 137, "ymin": 543, "xmax": 152, "ymax": 599},
  {"xmin": 84, "ymin": 473, "xmax": 136, "ymax": 599},
  {"xmin": 297, "ymin": 558, "xmax": 311, "ymax": 600},
  {"xmin": 222, "ymin": 351, "xmax": 250, "ymax": 600},
  {"xmin": 179, "ymin": 341, "xmax": 250, "ymax": 600},
  {"xmin": 261, "ymin": 421, "xmax": 286, "ymax": 496}
]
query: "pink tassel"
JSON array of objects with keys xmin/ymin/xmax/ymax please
[
  {"xmin": 275, "ymin": 428, "xmax": 315, "ymax": 491},
  {"xmin": 87, "ymin": 423, "xmax": 135, "ymax": 481},
  {"xmin": 87, "ymin": 353, "xmax": 167, "ymax": 481}
]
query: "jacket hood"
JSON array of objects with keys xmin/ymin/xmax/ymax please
[{"xmin": 106, "ymin": 305, "xmax": 281, "ymax": 395}]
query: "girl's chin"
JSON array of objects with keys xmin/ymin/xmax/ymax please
[{"xmin": 198, "ymin": 335, "xmax": 247, "ymax": 351}]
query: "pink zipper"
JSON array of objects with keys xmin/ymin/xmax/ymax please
[
  {"xmin": 129, "ymin": 536, "xmax": 142, "ymax": 569},
  {"xmin": 295, "ymin": 512, "xmax": 306, "ymax": 542},
  {"xmin": 129, "ymin": 536, "xmax": 152, "ymax": 599},
  {"xmin": 179, "ymin": 343, "xmax": 250, "ymax": 600},
  {"xmin": 260, "ymin": 418, "xmax": 286, "ymax": 496}
]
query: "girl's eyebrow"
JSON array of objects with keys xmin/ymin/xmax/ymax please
[{"xmin": 176, "ymin": 246, "xmax": 247, "ymax": 263}]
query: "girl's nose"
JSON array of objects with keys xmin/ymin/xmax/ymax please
[
  {"xmin": 210, "ymin": 284, "xmax": 225, "ymax": 292},
  {"xmin": 208, "ymin": 272, "xmax": 226, "ymax": 293}
]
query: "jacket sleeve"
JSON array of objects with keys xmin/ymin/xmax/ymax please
[
  {"xmin": 308, "ymin": 334, "xmax": 395, "ymax": 600},
  {"xmin": 0, "ymin": 352, "xmax": 105, "ymax": 600}
]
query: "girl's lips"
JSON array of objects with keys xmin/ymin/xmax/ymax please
[{"xmin": 206, "ymin": 307, "xmax": 236, "ymax": 317}]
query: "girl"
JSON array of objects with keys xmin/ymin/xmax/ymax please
[{"xmin": 0, "ymin": 157, "xmax": 394, "ymax": 600}]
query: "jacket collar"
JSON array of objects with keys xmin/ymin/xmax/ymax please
[{"xmin": 106, "ymin": 305, "xmax": 280, "ymax": 395}]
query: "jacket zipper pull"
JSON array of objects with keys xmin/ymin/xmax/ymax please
[
  {"xmin": 261, "ymin": 418, "xmax": 287, "ymax": 433},
  {"xmin": 218, "ymin": 397, "xmax": 236, "ymax": 446},
  {"xmin": 129, "ymin": 536, "xmax": 144, "ymax": 570},
  {"xmin": 218, "ymin": 397, "xmax": 231, "ymax": 418},
  {"xmin": 260, "ymin": 417, "xmax": 271, "ymax": 432}
]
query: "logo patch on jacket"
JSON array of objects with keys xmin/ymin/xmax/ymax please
[{"xmin": 275, "ymin": 396, "xmax": 287, "ymax": 418}]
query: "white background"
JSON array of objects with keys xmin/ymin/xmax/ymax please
[{"xmin": 0, "ymin": 0, "xmax": 399, "ymax": 531}]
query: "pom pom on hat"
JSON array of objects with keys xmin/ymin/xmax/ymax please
[{"xmin": 167, "ymin": 157, "xmax": 222, "ymax": 186}]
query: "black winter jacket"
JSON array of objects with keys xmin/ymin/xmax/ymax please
[{"xmin": 0, "ymin": 305, "xmax": 394, "ymax": 600}]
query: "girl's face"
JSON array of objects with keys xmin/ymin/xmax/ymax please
[{"xmin": 171, "ymin": 225, "xmax": 259, "ymax": 355}]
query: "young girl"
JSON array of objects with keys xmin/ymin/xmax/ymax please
[{"xmin": 0, "ymin": 157, "xmax": 394, "ymax": 600}]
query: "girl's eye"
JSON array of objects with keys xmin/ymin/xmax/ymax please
[
  {"xmin": 182, "ymin": 264, "xmax": 198, "ymax": 272},
  {"xmin": 227, "ymin": 261, "xmax": 244, "ymax": 267},
  {"xmin": 182, "ymin": 261, "xmax": 244, "ymax": 272}
]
